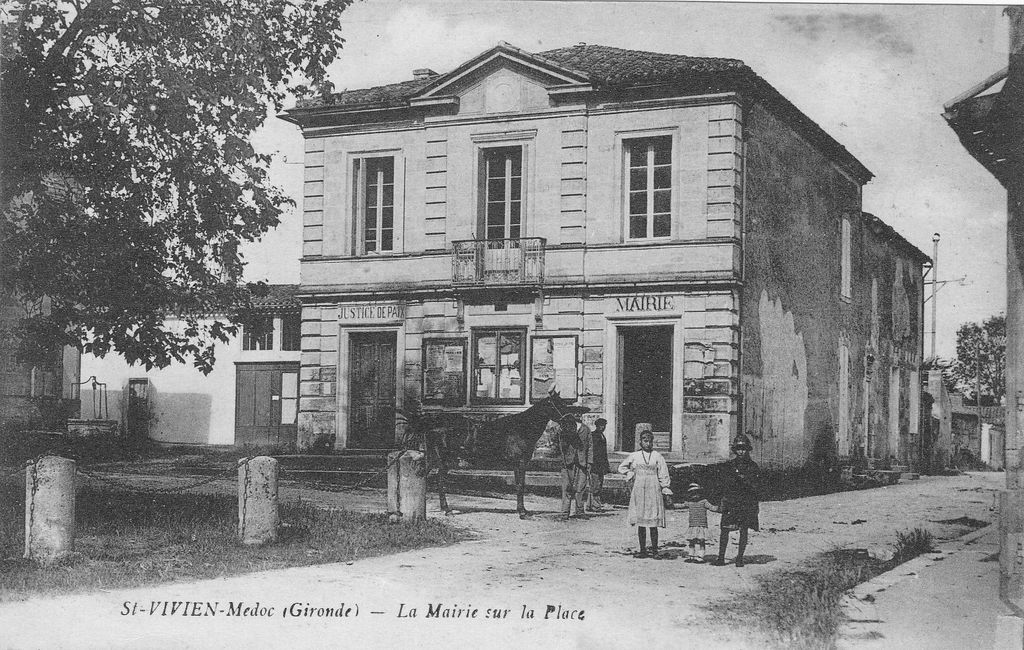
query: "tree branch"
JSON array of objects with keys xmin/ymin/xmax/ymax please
[{"xmin": 39, "ymin": 0, "xmax": 114, "ymax": 77}]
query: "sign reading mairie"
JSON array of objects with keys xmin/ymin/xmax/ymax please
[
  {"xmin": 338, "ymin": 302, "xmax": 406, "ymax": 323},
  {"xmin": 614, "ymin": 295, "xmax": 676, "ymax": 312}
]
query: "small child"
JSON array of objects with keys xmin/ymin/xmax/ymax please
[
  {"xmin": 683, "ymin": 483, "xmax": 720, "ymax": 563},
  {"xmin": 618, "ymin": 430, "xmax": 672, "ymax": 558}
]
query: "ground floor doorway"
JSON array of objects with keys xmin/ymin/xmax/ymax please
[
  {"xmin": 348, "ymin": 331, "xmax": 397, "ymax": 449},
  {"xmin": 617, "ymin": 325, "xmax": 673, "ymax": 451},
  {"xmin": 235, "ymin": 362, "xmax": 299, "ymax": 447}
]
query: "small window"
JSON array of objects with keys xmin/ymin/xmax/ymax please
[
  {"xmin": 472, "ymin": 329, "xmax": 524, "ymax": 403},
  {"xmin": 242, "ymin": 316, "xmax": 274, "ymax": 351},
  {"xmin": 841, "ymin": 217, "xmax": 852, "ymax": 300},
  {"xmin": 480, "ymin": 146, "xmax": 523, "ymax": 241},
  {"xmin": 355, "ymin": 156, "xmax": 395, "ymax": 254},
  {"xmin": 422, "ymin": 339, "xmax": 467, "ymax": 405},
  {"xmin": 531, "ymin": 336, "xmax": 578, "ymax": 400},
  {"xmin": 280, "ymin": 314, "xmax": 301, "ymax": 351},
  {"xmin": 625, "ymin": 135, "xmax": 672, "ymax": 240}
]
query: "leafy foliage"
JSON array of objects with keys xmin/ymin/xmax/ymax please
[
  {"xmin": 950, "ymin": 315, "xmax": 1006, "ymax": 404},
  {"xmin": 0, "ymin": 0, "xmax": 351, "ymax": 372}
]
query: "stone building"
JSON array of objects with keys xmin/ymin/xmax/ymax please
[
  {"xmin": 279, "ymin": 43, "xmax": 927, "ymax": 468},
  {"xmin": 0, "ymin": 291, "xmax": 80, "ymax": 431}
]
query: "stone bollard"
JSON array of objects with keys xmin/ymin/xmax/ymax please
[
  {"xmin": 387, "ymin": 451, "xmax": 402, "ymax": 522},
  {"xmin": 387, "ymin": 450, "xmax": 427, "ymax": 523},
  {"xmin": 238, "ymin": 456, "xmax": 279, "ymax": 546},
  {"xmin": 24, "ymin": 456, "xmax": 76, "ymax": 565}
]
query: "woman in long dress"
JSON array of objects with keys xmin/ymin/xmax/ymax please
[{"xmin": 618, "ymin": 430, "xmax": 672, "ymax": 558}]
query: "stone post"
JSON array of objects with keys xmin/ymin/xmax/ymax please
[
  {"xmin": 387, "ymin": 450, "xmax": 402, "ymax": 521},
  {"xmin": 238, "ymin": 456, "xmax": 279, "ymax": 545},
  {"xmin": 24, "ymin": 456, "xmax": 76, "ymax": 565},
  {"xmin": 387, "ymin": 450, "xmax": 427, "ymax": 523}
]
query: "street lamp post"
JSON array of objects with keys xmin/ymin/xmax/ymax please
[{"xmin": 931, "ymin": 232, "xmax": 940, "ymax": 359}]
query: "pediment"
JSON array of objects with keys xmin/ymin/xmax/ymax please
[{"xmin": 409, "ymin": 44, "xmax": 592, "ymax": 115}]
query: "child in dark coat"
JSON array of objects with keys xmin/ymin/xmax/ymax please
[{"xmin": 713, "ymin": 433, "xmax": 760, "ymax": 568}]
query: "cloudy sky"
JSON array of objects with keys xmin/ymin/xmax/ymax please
[{"xmin": 244, "ymin": 1, "xmax": 1011, "ymax": 359}]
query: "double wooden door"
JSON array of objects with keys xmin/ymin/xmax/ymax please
[
  {"xmin": 235, "ymin": 362, "xmax": 299, "ymax": 448},
  {"xmin": 349, "ymin": 331, "xmax": 397, "ymax": 449}
]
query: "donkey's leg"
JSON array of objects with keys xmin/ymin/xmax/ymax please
[
  {"xmin": 437, "ymin": 466, "xmax": 453, "ymax": 516},
  {"xmin": 515, "ymin": 462, "xmax": 528, "ymax": 518}
]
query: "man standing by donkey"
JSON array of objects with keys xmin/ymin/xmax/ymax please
[
  {"xmin": 558, "ymin": 414, "xmax": 592, "ymax": 520},
  {"xmin": 586, "ymin": 418, "xmax": 611, "ymax": 512}
]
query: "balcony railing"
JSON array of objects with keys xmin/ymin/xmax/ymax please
[{"xmin": 451, "ymin": 237, "xmax": 546, "ymax": 285}]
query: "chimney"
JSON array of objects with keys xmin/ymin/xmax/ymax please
[
  {"xmin": 1009, "ymin": 6, "xmax": 1024, "ymax": 56},
  {"xmin": 413, "ymin": 68, "xmax": 438, "ymax": 80}
]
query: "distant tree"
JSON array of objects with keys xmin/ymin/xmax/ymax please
[
  {"xmin": 951, "ymin": 315, "xmax": 1006, "ymax": 405},
  {"xmin": 1, "ymin": 0, "xmax": 350, "ymax": 373}
]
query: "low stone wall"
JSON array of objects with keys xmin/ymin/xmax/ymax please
[{"xmin": 66, "ymin": 419, "xmax": 118, "ymax": 438}]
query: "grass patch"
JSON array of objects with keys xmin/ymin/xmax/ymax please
[
  {"xmin": 0, "ymin": 482, "xmax": 465, "ymax": 602},
  {"xmin": 710, "ymin": 527, "xmax": 938, "ymax": 649},
  {"xmin": 893, "ymin": 528, "xmax": 934, "ymax": 563}
]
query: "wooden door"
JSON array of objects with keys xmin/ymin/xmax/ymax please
[
  {"xmin": 349, "ymin": 332, "xmax": 397, "ymax": 448},
  {"xmin": 235, "ymin": 363, "xmax": 299, "ymax": 448}
]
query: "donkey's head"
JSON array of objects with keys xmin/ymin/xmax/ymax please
[{"xmin": 536, "ymin": 388, "xmax": 572, "ymax": 422}]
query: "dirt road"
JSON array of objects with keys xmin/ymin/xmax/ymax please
[{"xmin": 0, "ymin": 472, "xmax": 1002, "ymax": 649}]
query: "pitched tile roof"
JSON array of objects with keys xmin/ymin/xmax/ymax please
[
  {"xmin": 250, "ymin": 284, "xmax": 301, "ymax": 311},
  {"xmin": 295, "ymin": 77, "xmax": 435, "ymax": 109},
  {"xmin": 287, "ymin": 43, "xmax": 870, "ymax": 181},
  {"xmin": 536, "ymin": 44, "xmax": 746, "ymax": 85}
]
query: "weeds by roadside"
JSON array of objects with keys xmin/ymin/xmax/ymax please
[
  {"xmin": 893, "ymin": 528, "xmax": 935, "ymax": 564},
  {"xmin": 0, "ymin": 483, "xmax": 465, "ymax": 602},
  {"xmin": 709, "ymin": 527, "xmax": 939, "ymax": 649}
]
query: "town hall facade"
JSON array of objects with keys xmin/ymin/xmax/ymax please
[{"xmin": 280, "ymin": 43, "xmax": 928, "ymax": 469}]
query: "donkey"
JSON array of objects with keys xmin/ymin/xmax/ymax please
[{"xmin": 404, "ymin": 390, "xmax": 575, "ymax": 518}]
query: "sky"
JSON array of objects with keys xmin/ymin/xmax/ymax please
[{"xmin": 243, "ymin": 0, "xmax": 1012, "ymax": 360}]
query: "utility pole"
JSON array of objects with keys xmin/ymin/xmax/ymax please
[
  {"xmin": 977, "ymin": 344, "xmax": 984, "ymax": 458},
  {"xmin": 931, "ymin": 232, "xmax": 940, "ymax": 359}
]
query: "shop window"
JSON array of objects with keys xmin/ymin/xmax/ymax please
[
  {"xmin": 422, "ymin": 339, "xmax": 467, "ymax": 405},
  {"xmin": 242, "ymin": 316, "xmax": 274, "ymax": 351},
  {"xmin": 472, "ymin": 329, "xmax": 524, "ymax": 403},
  {"xmin": 625, "ymin": 135, "xmax": 672, "ymax": 240},
  {"xmin": 280, "ymin": 313, "xmax": 301, "ymax": 351},
  {"xmin": 531, "ymin": 336, "xmax": 578, "ymax": 400},
  {"xmin": 354, "ymin": 156, "xmax": 395, "ymax": 254},
  {"xmin": 480, "ymin": 146, "xmax": 523, "ymax": 240}
]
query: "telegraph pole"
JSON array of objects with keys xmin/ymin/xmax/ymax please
[
  {"xmin": 931, "ymin": 232, "xmax": 940, "ymax": 359},
  {"xmin": 977, "ymin": 344, "xmax": 984, "ymax": 457}
]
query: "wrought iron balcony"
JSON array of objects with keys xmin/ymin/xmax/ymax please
[{"xmin": 451, "ymin": 237, "xmax": 546, "ymax": 285}]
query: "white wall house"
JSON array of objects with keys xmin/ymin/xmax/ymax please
[{"xmin": 79, "ymin": 286, "xmax": 302, "ymax": 447}]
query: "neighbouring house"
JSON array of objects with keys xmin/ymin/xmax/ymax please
[
  {"xmin": 0, "ymin": 290, "xmax": 81, "ymax": 431},
  {"xmin": 943, "ymin": 7, "xmax": 1023, "ymax": 475},
  {"xmin": 79, "ymin": 285, "xmax": 301, "ymax": 448},
  {"xmin": 278, "ymin": 42, "xmax": 928, "ymax": 468},
  {"xmin": 949, "ymin": 394, "xmax": 1005, "ymax": 468},
  {"xmin": 922, "ymin": 369, "xmax": 954, "ymax": 471}
]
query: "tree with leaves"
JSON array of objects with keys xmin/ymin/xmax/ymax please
[
  {"xmin": 1, "ymin": 0, "xmax": 349, "ymax": 373},
  {"xmin": 951, "ymin": 314, "xmax": 1006, "ymax": 405}
]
